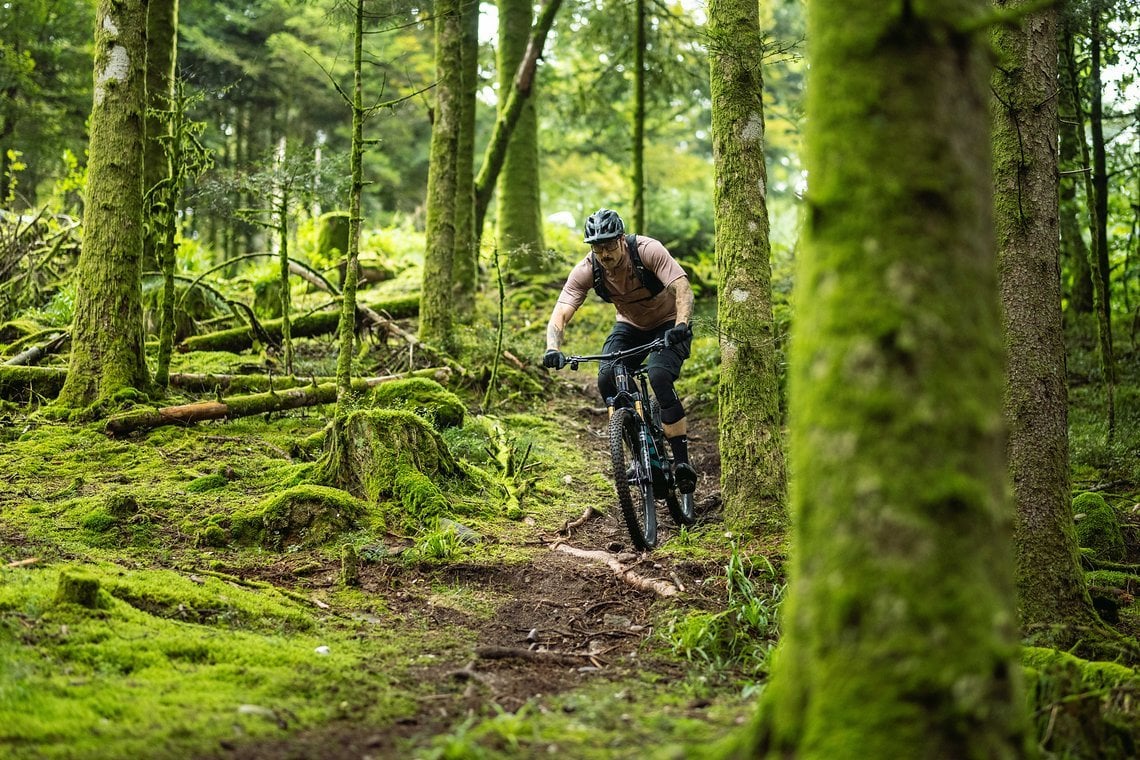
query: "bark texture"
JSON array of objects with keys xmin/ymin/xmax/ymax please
[
  {"xmin": 419, "ymin": 0, "xmax": 462, "ymax": 353},
  {"xmin": 709, "ymin": 0, "xmax": 786, "ymax": 534},
  {"xmin": 58, "ymin": 0, "xmax": 152, "ymax": 407},
  {"xmin": 992, "ymin": 2, "xmax": 1103, "ymax": 649},
  {"xmin": 495, "ymin": 0, "xmax": 545, "ymax": 273},
  {"xmin": 744, "ymin": 1, "xmax": 1027, "ymax": 755},
  {"xmin": 452, "ymin": 0, "xmax": 480, "ymax": 317}
]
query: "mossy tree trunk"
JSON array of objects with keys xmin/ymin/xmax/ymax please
[
  {"xmin": 419, "ymin": 0, "xmax": 462, "ymax": 353},
  {"xmin": 741, "ymin": 1, "xmax": 1027, "ymax": 755},
  {"xmin": 452, "ymin": 0, "xmax": 480, "ymax": 318},
  {"xmin": 630, "ymin": 0, "xmax": 646, "ymax": 232},
  {"xmin": 335, "ymin": 0, "xmax": 366, "ymax": 403},
  {"xmin": 709, "ymin": 0, "xmax": 785, "ymax": 535},
  {"xmin": 993, "ymin": 1, "xmax": 1104, "ymax": 650},
  {"xmin": 147, "ymin": 0, "xmax": 181, "ymax": 389},
  {"xmin": 58, "ymin": 0, "xmax": 151, "ymax": 408},
  {"xmin": 143, "ymin": 0, "xmax": 178, "ymax": 274},
  {"xmin": 471, "ymin": 0, "xmax": 561, "ymax": 245},
  {"xmin": 495, "ymin": 0, "xmax": 545, "ymax": 274}
]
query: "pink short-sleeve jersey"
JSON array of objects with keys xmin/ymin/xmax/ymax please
[{"xmin": 556, "ymin": 236, "xmax": 686, "ymax": 330}]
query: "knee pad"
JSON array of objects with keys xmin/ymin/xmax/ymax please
[
  {"xmin": 597, "ymin": 363, "xmax": 617, "ymax": 403},
  {"xmin": 648, "ymin": 366, "xmax": 682, "ymax": 416}
]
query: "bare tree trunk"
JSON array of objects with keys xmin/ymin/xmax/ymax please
[{"xmin": 993, "ymin": 0, "xmax": 1107, "ymax": 654}]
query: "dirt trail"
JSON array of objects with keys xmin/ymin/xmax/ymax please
[{"xmin": 206, "ymin": 378, "xmax": 723, "ymax": 758}]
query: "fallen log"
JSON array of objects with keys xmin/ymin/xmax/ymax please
[
  {"xmin": 3, "ymin": 332, "xmax": 68, "ymax": 367},
  {"xmin": 0, "ymin": 365, "xmax": 66, "ymax": 400},
  {"xmin": 551, "ymin": 542, "xmax": 680, "ymax": 598},
  {"xmin": 177, "ymin": 295, "xmax": 421, "ymax": 353},
  {"xmin": 104, "ymin": 368, "xmax": 452, "ymax": 436}
]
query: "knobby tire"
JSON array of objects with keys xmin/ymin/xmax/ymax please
[{"xmin": 609, "ymin": 407, "xmax": 657, "ymax": 550}]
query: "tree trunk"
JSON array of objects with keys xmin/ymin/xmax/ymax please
[
  {"xmin": 631, "ymin": 0, "xmax": 646, "ymax": 232},
  {"xmin": 472, "ymin": 0, "xmax": 561, "ymax": 243},
  {"xmin": 452, "ymin": 0, "xmax": 480, "ymax": 318},
  {"xmin": 57, "ymin": 0, "xmax": 152, "ymax": 408},
  {"xmin": 993, "ymin": 1, "xmax": 1104, "ymax": 651},
  {"xmin": 176, "ymin": 296, "xmax": 420, "ymax": 353},
  {"xmin": 1069, "ymin": 1, "xmax": 1115, "ymax": 438},
  {"xmin": 744, "ymin": 1, "xmax": 1026, "ymax": 755},
  {"xmin": 709, "ymin": 0, "xmax": 785, "ymax": 535},
  {"xmin": 1058, "ymin": 25, "xmax": 1093, "ymax": 316},
  {"xmin": 419, "ymin": 0, "xmax": 463, "ymax": 353},
  {"xmin": 143, "ymin": 0, "xmax": 178, "ymax": 273},
  {"xmin": 336, "ymin": 0, "xmax": 366, "ymax": 403},
  {"xmin": 495, "ymin": 0, "xmax": 545, "ymax": 273}
]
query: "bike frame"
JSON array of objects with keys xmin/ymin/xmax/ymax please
[{"xmin": 566, "ymin": 339, "xmax": 672, "ymax": 482}]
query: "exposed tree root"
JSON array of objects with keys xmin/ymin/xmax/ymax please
[
  {"xmin": 473, "ymin": 646, "xmax": 587, "ymax": 667},
  {"xmin": 559, "ymin": 506, "xmax": 602, "ymax": 536},
  {"xmin": 551, "ymin": 541, "xmax": 679, "ymax": 597}
]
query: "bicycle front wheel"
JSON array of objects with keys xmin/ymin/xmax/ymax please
[{"xmin": 609, "ymin": 407, "xmax": 657, "ymax": 550}]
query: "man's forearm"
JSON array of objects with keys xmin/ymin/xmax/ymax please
[
  {"xmin": 670, "ymin": 279, "xmax": 695, "ymax": 325},
  {"xmin": 546, "ymin": 321, "xmax": 564, "ymax": 350}
]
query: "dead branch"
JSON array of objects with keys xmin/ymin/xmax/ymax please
[
  {"xmin": 551, "ymin": 542, "xmax": 680, "ymax": 598},
  {"xmin": 3, "ymin": 332, "xmax": 68, "ymax": 367}
]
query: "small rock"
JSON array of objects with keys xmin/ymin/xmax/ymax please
[
  {"xmin": 314, "ymin": 645, "xmax": 331, "ymax": 656},
  {"xmin": 603, "ymin": 614, "xmax": 632, "ymax": 629}
]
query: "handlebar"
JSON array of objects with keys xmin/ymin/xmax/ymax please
[{"xmin": 562, "ymin": 338, "xmax": 666, "ymax": 370}]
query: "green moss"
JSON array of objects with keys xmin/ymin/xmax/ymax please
[
  {"xmin": 1073, "ymin": 492, "xmax": 1125, "ymax": 562},
  {"xmin": 54, "ymin": 569, "xmax": 105, "ymax": 609},
  {"xmin": 186, "ymin": 473, "xmax": 228, "ymax": 493},
  {"xmin": 1022, "ymin": 647, "xmax": 1140, "ymax": 758},
  {"xmin": 231, "ymin": 484, "xmax": 367, "ymax": 550},
  {"xmin": 0, "ymin": 564, "xmax": 413, "ymax": 759},
  {"xmin": 81, "ymin": 508, "xmax": 118, "ymax": 533},
  {"xmin": 370, "ymin": 377, "xmax": 465, "ymax": 430}
]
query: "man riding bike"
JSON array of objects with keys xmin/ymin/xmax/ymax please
[{"xmin": 542, "ymin": 208, "xmax": 698, "ymax": 495}]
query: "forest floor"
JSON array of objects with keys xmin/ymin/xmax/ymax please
[
  {"xmin": 0, "ymin": 322, "xmax": 775, "ymax": 760},
  {"xmin": 4, "ymin": 298, "xmax": 1140, "ymax": 759}
]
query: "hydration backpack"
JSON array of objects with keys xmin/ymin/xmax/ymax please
[{"xmin": 590, "ymin": 234, "xmax": 665, "ymax": 303}]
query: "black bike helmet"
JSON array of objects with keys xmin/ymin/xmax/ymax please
[{"xmin": 583, "ymin": 208, "xmax": 625, "ymax": 243}]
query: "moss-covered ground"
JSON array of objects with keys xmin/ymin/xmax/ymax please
[{"xmin": 3, "ymin": 287, "xmax": 1140, "ymax": 758}]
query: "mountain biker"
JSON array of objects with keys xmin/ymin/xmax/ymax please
[{"xmin": 542, "ymin": 208, "xmax": 698, "ymax": 495}]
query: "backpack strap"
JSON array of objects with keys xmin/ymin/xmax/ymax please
[
  {"xmin": 626, "ymin": 234, "xmax": 665, "ymax": 297},
  {"xmin": 590, "ymin": 252, "xmax": 612, "ymax": 303},
  {"xmin": 590, "ymin": 234, "xmax": 665, "ymax": 303}
]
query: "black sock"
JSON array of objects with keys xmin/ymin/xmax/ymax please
[{"xmin": 668, "ymin": 434, "xmax": 689, "ymax": 466}]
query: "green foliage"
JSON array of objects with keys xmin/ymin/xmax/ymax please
[
  {"xmin": 662, "ymin": 543, "xmax": 784, "ymax": 676},
  {"xmin": 0, "ymin": 562, "xmax": 410, "ymax": 759}
]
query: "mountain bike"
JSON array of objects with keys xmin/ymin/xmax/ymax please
[{"xmin": 561, "ymin": 339, "xmax": 696, "ymax": 550}]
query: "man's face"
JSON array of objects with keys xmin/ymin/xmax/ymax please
[{"xmin": 591, "ymin": 237, "xmax": 623, "ymax": 270}]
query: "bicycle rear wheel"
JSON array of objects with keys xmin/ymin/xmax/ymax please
[{"xmin": 609, "ymin": 407, "xmax": 657, "ymax": 550}]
